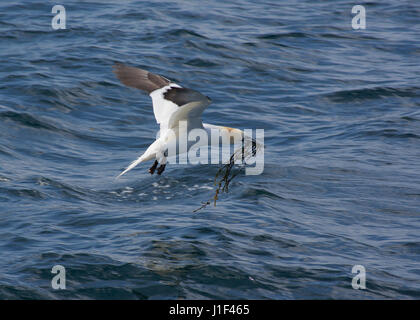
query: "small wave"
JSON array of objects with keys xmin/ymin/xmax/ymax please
[
  {"xmin": 240, "ymin": 187, "xmax": 284, "ymax": 200},
  {"xmin": 324, "ymin": 86, "xmax": 420, "ymax": 103},
  {"xmin": 184, "ymin": 58, "xmax": 220, "ymax": 68},
  {"xmin": 0, "ymin": 110, "xmax": 117, "ymax": 147},
  {"xmin": 0, "ymin": 186, "xmax": 46, "ymax": 200},
  {"xmin": 319, "ymin": 33, "xmax": 379, "ymax": 41},
  {"xmin": 0, "ymin": 175, "xmax": 11, "ymax": 182},
  {"xmin": 34, "ymin": 177, "xmax": 93, "ymax": 202},
  {"xmin": 0, "ymin": 146, "xmax": 13, "ymax": 158},
  {"xmin": 257, "ymin": 32, "xmax": 307, "ymax": 40},
  {"xmin": 167, "ymin": 29, "xmax": 208, "ymax": 39},
  {"xmin": 363, "ymin": 129, "xmax": 420, "ymax": 139},
  {"xmin": 0, "ymin": 111, "xmax": 58, "ymax": 131},
  {"xmin": 382, "ymin": 241, "xmax": 420, "ymax": 255}
]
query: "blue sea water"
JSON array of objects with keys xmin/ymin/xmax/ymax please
[{"xmin": 0, "ymin": 0, "xmax": 419, "ymax": 299}]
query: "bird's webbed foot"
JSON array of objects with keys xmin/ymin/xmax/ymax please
[
  {"xmin": 148, "ymin": 160, "xmax": 159, "ymax": 174},
  {"xmin": 157, "ymin": 164, "xmax": 166, "ymax": 175}
]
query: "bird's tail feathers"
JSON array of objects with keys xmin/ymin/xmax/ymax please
[
  {"xmin": 116, "ymin": 156, "xmax": 144, "ymax": 179},
  {"xmin": 116, "ymin": 151, "xmax": 156, "ymax": 179},
  {"xmin": 116, "ymin": 140, "xmax": 163, "ymax": 179}
]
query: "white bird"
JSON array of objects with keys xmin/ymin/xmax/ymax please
[{"xmin": 113, "ymin": 63, "xmax": 248, "ymax": 177}]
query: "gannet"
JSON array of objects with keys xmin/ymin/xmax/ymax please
[{"xmin": 113, "ymin": 63, "xmax": 246, "ymax": 177}]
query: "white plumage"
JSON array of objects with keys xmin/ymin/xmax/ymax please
[{"xmin": 113, "ymin": 63, "xmax": 244, "ymax": 177}]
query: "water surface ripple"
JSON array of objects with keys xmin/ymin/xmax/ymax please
[{"xmin": 0, "ymin": 0, "xmax": 419, "ymax": 299}]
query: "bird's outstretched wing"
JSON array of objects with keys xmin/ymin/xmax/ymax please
[{"xmin": 113, "ymin": 63, "xmax": 211, "ymax": 133}]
